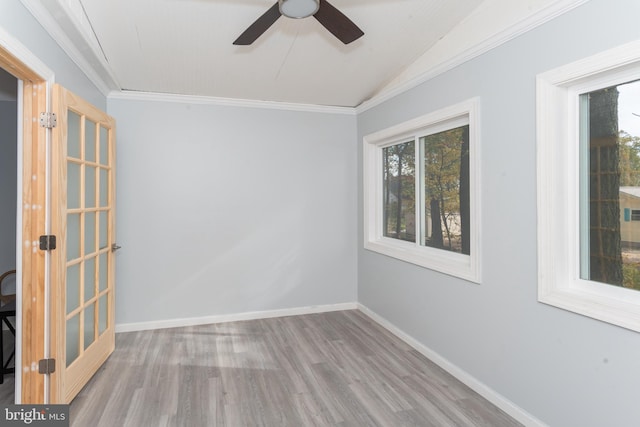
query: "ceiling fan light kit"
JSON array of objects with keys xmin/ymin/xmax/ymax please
[
  {"xmin": 233, "ymin": 0, "xmax": 364, "ymax": 46},
  {"xmin": 279, "ymin": 0, "xmax": 320, "ymax": 19}
]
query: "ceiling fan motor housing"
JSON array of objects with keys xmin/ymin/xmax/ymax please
[{"xmin": 279, "ymin": 0, "xmax": 320, "ymax": 19}]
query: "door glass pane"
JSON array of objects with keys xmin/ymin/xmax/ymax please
[
  {"xmin": 86, "ymin": 166, "xmax": 96, "ymax": 208},
  {"xmin": 382, "ymin": 140, "xmax": 416, "ymax": 242},
  {"xmin": 85, "ymin": 119, "xmax": 96, "ymax": 162},
  {"xmin": 84, "ymin": 303, "xmax": 95, "ymax": 349},
  {"xmin": 99, "ymin": 211, "xmax": 108, "ymax": 250},
  {"xmin": 99, "ymin": 168, "xmax": 108, "ymax": 207},
  {"xmin": 67, "ymin": 162, "xmax": 81, "ymax": 209},
  {"xmin": 66, "ymin": 263, "xmax": 80, "ymax": 314},
  {"xmin": 84, "ymin": 257, "xmax": 95, "ymax": 302},
  {"xmin": 99, "ymin": 252, "xmax": 108, "ymax": 292},
  {"xmin": 67, "ymin": 213, "xmax": 81, "ymax": 261},
  {"xmin": 98, "ymin": 294, "xmax": 108, "ymax": 335},
  {"xmin": 100, "ymin": 126, "xmax": 109, "ymax": 166},
  {"xmin": 66, "ymin": 314, "xmax": 80, "ymax": 366},
  {"xmin": 68, "ymin": 111, "xmax": 81, "ymax": 159},
  {"xmin": 85, "ymin": 212, "xmax": 96, "ymax": 255}
]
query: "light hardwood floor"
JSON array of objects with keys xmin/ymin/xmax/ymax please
[{"xmin": 70, "ymin": 310, "xmax": 522, "ymax": 426}]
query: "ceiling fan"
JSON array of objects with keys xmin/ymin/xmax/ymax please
[{"xmin": 233, "ymin": 0, "xmax": 364, "ymax": 45}]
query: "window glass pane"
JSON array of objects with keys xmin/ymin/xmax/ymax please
[
  {"xmin": 420, "ymin": 125, "xmax": 470, "ymax": 254},
  {"xmin": 66, "ymin": 314, "xmax": 80, "ymax": 367},
  {"xmin": 100, "ymin": 168, "xmax": 109, "ymax": 207},
  {"xmin": 100, "ymin": 126, "xmax": 109, "ymax": 166},
  {"xmin": 66, "ymin": 263, "xmax": 80, "ymax": 314},
  {"xmin": 84, "ymin": 256, "xmax": 95, "ymax": 302},
  {"xmin": 85, "ymin": 212, "xmax": 96, "ymax": 255},
  {"xmin": 67, "ymin": 213, "xmax": 80, "ymax": 261},
  {"xmin": 85, "ymin": 119, "xmax": 96, "ymax": 162},
  {"xmin": 382, "ymin": 141, "xmax": 415, "ymax": 242},
  {"xmin": 84, "ymin": 303, "xmax": 95, "ymax": 349},
  {"xmin": 67, "ymin": 162, "xmax": 81, "ymax": 210},
  {"xmin": 99, "ymin": 252, "xmax": 108, "ymax": 292},
  {"xmin": 86, "ymin": 166, "xmax": 96, "ymax": 208},
  {"xmin": 98, "ymin": 294, "xmax": 108, "ymax": 335},
  {"xmin": 68, "ymin": 111, "xmax": 81, "ymax": 159},
  {"xmin": 580, "ymin": 79, "xmax": 640, "ymax": 291},
  {"xmin": 99, "ymin": 211, "xmax": 108, "ymax": 250}
]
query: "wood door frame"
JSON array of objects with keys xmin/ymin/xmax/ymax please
[{"xmin": 0, "ymin": 41, "xmax": 52, "ymax": 404}]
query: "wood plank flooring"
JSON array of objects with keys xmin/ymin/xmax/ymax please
[{"xmin": 70, "ymin": 310, "xmax": 522, "ymax": 427}]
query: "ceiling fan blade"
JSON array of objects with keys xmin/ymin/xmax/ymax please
[
  {"xmin": 233, "ymin": 2, "xmax": 282, "ymax": 45},
  {"xmin": 313, "ymin": 0, "xmax": 364, "ymax": 45}
]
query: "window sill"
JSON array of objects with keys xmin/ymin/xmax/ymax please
[
  {"xmin": 364, "ymin": 237, "xmax": 481, "ymax": 283},
  {"xmin": 539, "ymin": 281, "xmax": 640, "ymax": 332}
]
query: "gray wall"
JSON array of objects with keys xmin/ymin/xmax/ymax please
[
  {"xmin": 0, "ymin": 97, "xmax": 17, "ymax": 277},
  {"xmin": 357, "ymin": 1, "xmax": 640, "ymax": 426},
  {"xmin": 0, "ymin": 0, "xmax": 106, "ymax": 109},
  {"xmin": 108, "ymin": 98, "xmax": 358, "ymax": 325}
]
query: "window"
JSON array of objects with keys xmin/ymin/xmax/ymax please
[
  {"xmin": 537, "ymin": 41, "xmax": 640, "ymax": 332},
  {"xmin": 382, "ymin": 140, "xmax": 416, "ymax": 243},
  {"xmin": 363, "ymin": 98, "xmax": 481, "ymax": 283}
]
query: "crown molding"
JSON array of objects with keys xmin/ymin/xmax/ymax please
[
  {"xmin": 108, "ymin": 90, "xmax": 357, "ymax": 115},
  {"xmin": 355, "ymin": 0, "xmax": 590, "ymax": 114},
  {"xmin": 0, "ymin": 23, "xmax": 54, "ymax": 83},
  {"xmin": 19, "ymin": 0, "xmax": 119, "ymax": 96}
]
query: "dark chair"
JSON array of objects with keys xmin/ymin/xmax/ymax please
[
  {"xmin": 0, "ymin": 270, "xmax": 16, "ymax": 305},
  {"xmin": 0, "ymin": 270, "xmax": 16, "ymax": 384}
]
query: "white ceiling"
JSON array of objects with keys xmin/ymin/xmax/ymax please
[{"xmin": 19, "ymin": 0, "xmax": 586, "ymax": 108}]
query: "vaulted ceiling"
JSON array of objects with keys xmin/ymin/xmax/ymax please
[{"xmin": 19, "ymin": 0, "xmax": 584, "ymax": 108}]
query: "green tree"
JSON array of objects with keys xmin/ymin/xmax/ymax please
[
  {"xmin": 383, "ymin": 141, "xmax": 415, "ymax": 241},
  {"xmin": 423, "ymin": 126, "xmax": 469, "ymax": 252},
  {"xmin": 618, "ymin": 131, "xmax": 640, "ymax": 290},
  {"xmin": 459, "ymin": 126, "xmax": 470, "ymax": 255},
  {"xmin": 589, "ymin": 87, "xmax": 623, "ymax": 285},
  {"xmin": 619, "ymin": 130, "xmax": 640, "ymax": 186}
]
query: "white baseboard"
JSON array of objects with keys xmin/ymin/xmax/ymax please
[
  {"xmin": 357, "ymin": 303, "xmax": 547, "ymax": 427},
  {"xmin": 115, "ymin": 301, "xmax": 544, "ymax": 426},
  {"xmin": 115, "ymin": 302, "xmax": 358, "ymax": 333}
]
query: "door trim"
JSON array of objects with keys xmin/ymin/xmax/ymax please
[{"xmin": 0, "ymin": 26, "xmax": 54, "ymax": 404}]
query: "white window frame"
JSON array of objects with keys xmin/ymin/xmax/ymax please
[
  {"xmin": 363, "ymin": 98, "xmax": 481, "ymax": 283},
  {"xmin": 537, "ymin": 40, "xmax": 640, "ymax": 332}
]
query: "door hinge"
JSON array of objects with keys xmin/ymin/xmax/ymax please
[
  {"xmin": 39, "ymin": 235, "xmax": 57, "ymax": 251},
  {"xmin": 39, "ymin": 112, "xmax": 57, "ymax": 128},
  {"xmin": 38, "ymin": 358, "xmax": 56, "ymax": 375}
]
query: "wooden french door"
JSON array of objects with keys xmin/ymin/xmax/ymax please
[{"xmin": 50, "ymin": 84, "xmax": 116, "ymax": 403}]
